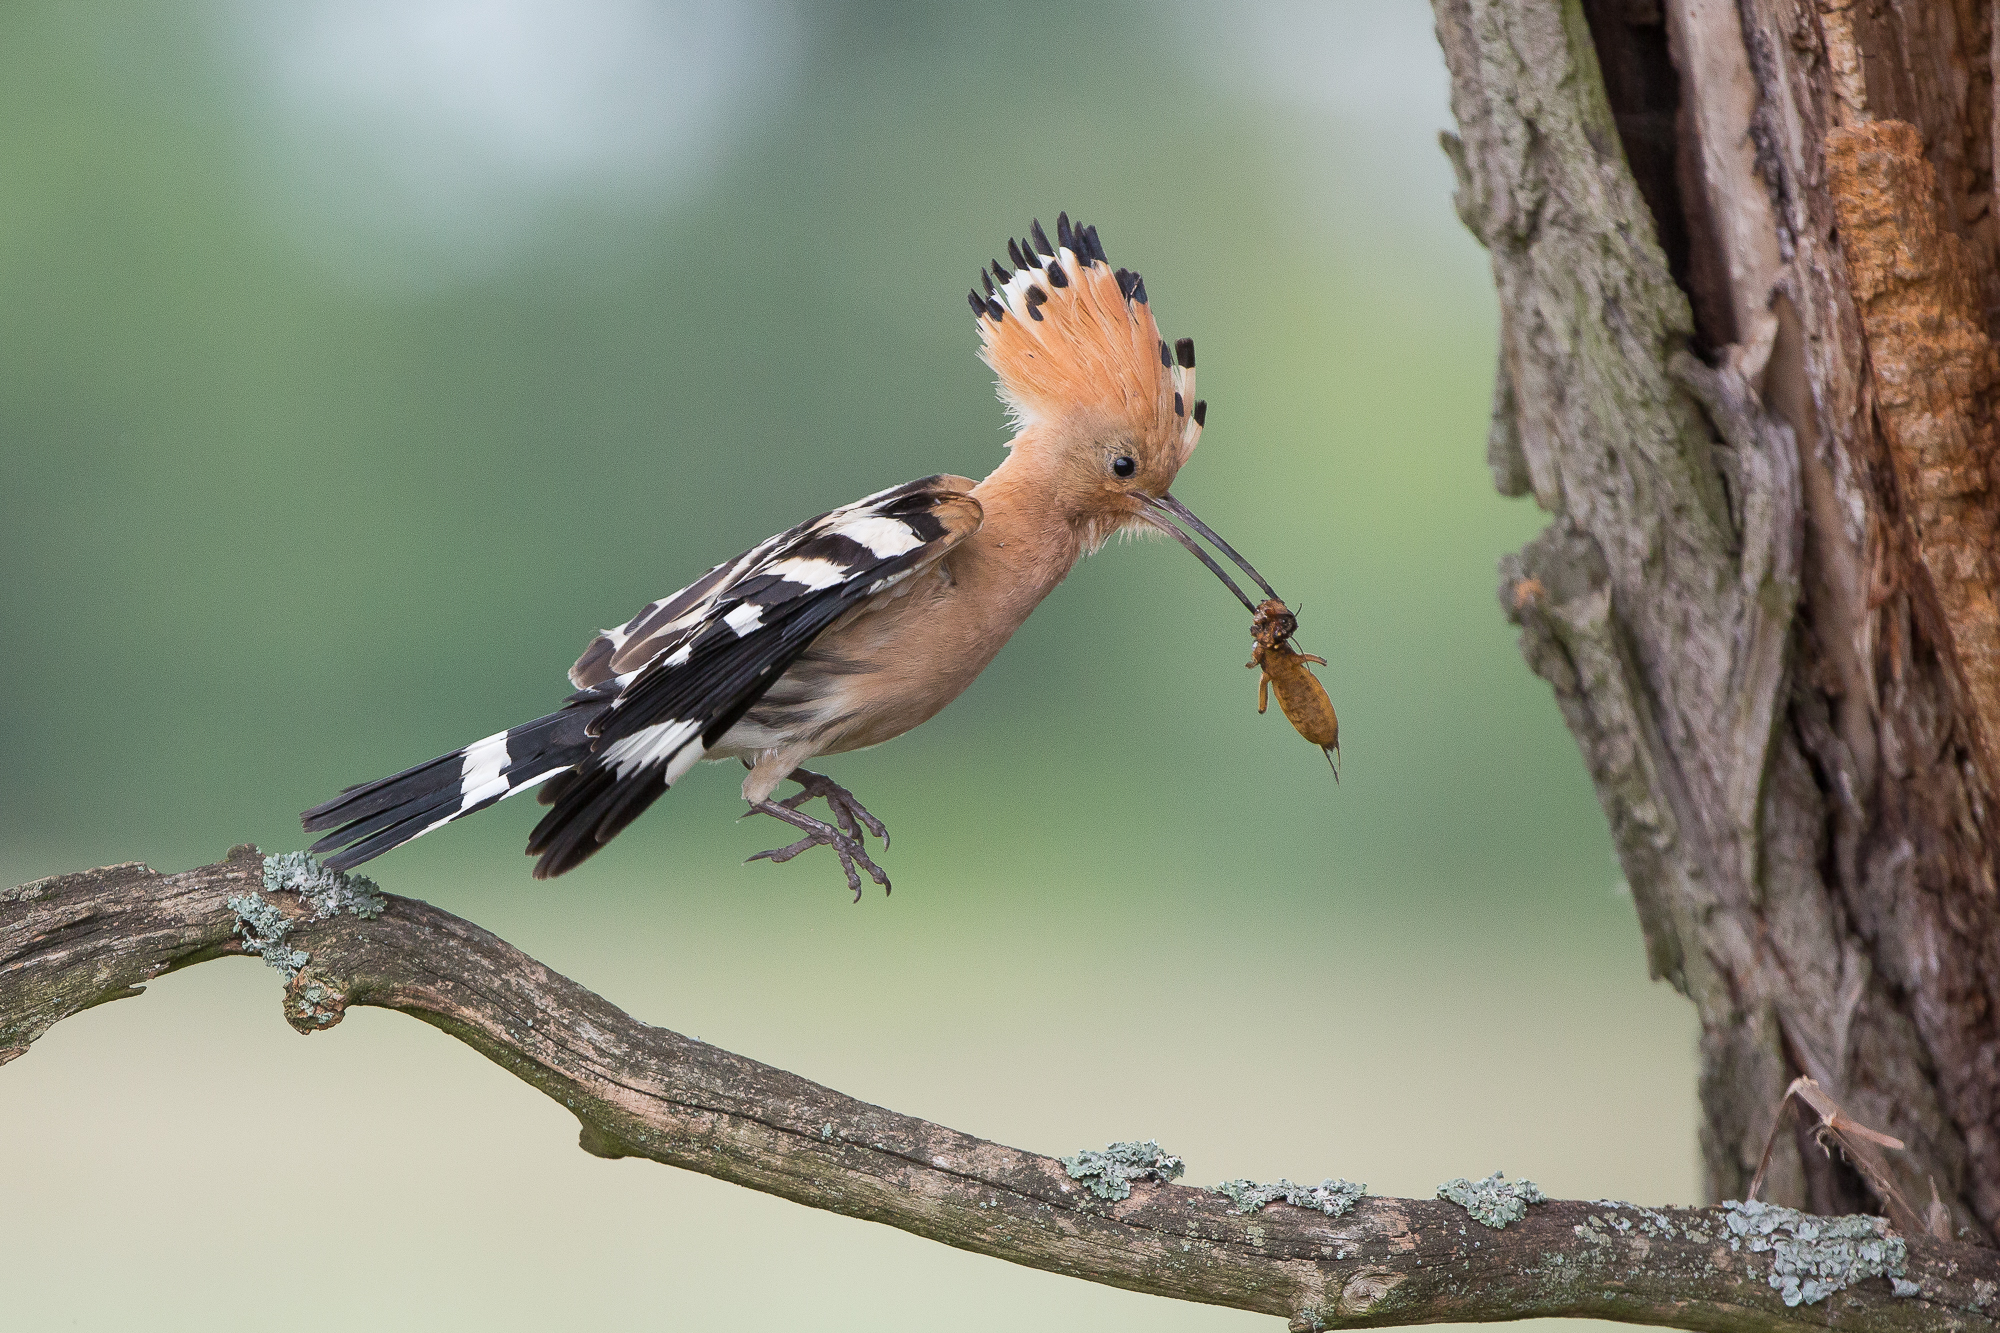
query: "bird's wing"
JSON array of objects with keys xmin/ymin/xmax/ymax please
[
  {"xmin": 524, "ymin": 474, "xmax": 981, "ymax": 877},
  {"xmin": 568, "ymin": 477, "xmax": 979, "ymax": 689}
]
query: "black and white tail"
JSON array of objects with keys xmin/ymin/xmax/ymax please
[{"xmin": 302, "ymin": 691, "xmax": 611, "ymax": 872}]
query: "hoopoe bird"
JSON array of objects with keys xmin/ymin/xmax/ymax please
[{"xmin": 302, "ymin": 213, "xmax": 1278, "ymax": 896}]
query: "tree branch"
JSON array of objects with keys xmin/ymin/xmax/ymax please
[{"xmin": 4, "ymin": 848, "xmax": 1995, "ymax": 1329}]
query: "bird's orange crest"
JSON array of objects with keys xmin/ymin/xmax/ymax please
[{"xmin": 968, "ymin": 213, "xmax": 1203, "ymax": 470}]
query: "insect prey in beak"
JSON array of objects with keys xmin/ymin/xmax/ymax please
[{"xmin": 1143, "ymin": 495, "xmax": 1340, "ymax": 776}]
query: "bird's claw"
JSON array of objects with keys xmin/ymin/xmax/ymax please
[
  {"xmin": 776, "ymin": 769, "xmax": 890, "ymax": 849},
  {"xmin": 746, "ymin": 834, "xmax": 820, "ymax": 866},
  {"xmin": 747, "ymin": 791, "xmax": 891, "ymax": 900}
]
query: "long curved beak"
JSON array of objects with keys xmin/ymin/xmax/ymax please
[{"xmin": 1142, "ymin": 492, "xmax": 1280, "ymax": 611}]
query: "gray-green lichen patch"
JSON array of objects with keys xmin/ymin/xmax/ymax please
[
  {"xmin": 229, "ymin": 853, "xmax": 388, "ymax": 980},
  {"xmin": 1060, "ymin": 1141, "xmax": 1185, "ymax": 1201},
  {"xmin": 1723, "ymin": 1200, "xmax": 1906, "ymax": 1307},
  {"xmin": 263, "ymin": 850, "xmax": 385, "ymax": 920},
  {"xmin": 1437, "ymin": 1172, "xmax": 1546, "ymax": 1229},
  {"xmin": 226, "ymin": 889, "xmax": 310, "ymax": 977},
  {"xmin": 1214, "ymin": 1177, "xmax": 1365, "ymax": 1218},
  {"xmin": 1585, "ymin": 1200, "xmax": 1700, "ymax": 1242},
  {"xmin": 290, "ymin": 978, "xmax": 339, "ymax": 1027}
]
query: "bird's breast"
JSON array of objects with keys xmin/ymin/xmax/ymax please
[{"xmin": 725, "ymin": 532, "xmax": 1070, "ymax": 759}]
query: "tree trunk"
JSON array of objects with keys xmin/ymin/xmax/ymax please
[{"xmin": 1434, "ymin": 0, "xmax": 2000, "ymax": 1244}]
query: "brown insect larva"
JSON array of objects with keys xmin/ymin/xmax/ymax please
[{"xmin": 1247, "ymin": 598, "xmax": 1340, "ymax": 778}]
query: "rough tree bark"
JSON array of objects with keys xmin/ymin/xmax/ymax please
[{"xmin": 1435, "ymin": 0, "xmax": 2000, "ymax": 1243}]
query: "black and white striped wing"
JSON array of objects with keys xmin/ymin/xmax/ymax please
[
  {"xmin": 523, "ymin": 474, "xmax": 981, "ymax": 877},
  {"xmin": 303, "ymin": 474, "xmax": 980, "ymax": 878}
]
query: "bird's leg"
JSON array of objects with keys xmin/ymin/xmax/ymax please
[
  {"xmin": 746, "ymin": 797, "xmax": 891, "ymax": 901},
  {"xmin": 775, "ymin": 767, "xmax": 890, "ymax": 849}
]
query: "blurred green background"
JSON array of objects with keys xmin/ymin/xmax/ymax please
[{"xmin": 0, "ymin": 3, "xmax": 1696, "ymax": 1330}]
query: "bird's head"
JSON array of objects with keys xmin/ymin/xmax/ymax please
[{"xmin": 971, "ymin": 214, "xmax": 1276, "ymax": 609}]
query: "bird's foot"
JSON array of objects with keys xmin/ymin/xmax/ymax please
[
  {"xmin": 775, "ymin": 767, "xmax": 890, "ymax": 850},
  {"xmin": 746, "ymin": 795, "xmax": 891, "ymax": 901}
]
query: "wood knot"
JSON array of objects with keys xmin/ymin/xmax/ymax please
[{"xmin": 1338, "ymin": 1267, "xmax": 1407, "ymax": 1315}]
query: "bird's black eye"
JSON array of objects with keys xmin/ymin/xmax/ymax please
[{"xmin": 1111, "ymin": 455, "xmax": 1137, "ymax": 478}]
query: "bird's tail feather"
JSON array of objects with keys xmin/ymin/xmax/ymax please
[
  {"xmin": 523, "ymin": 764, "xmax": 670, "ymax": 880},
  {"xmin": 302, "ymin": 702, "xmax": 606, "ymax": 871}
]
